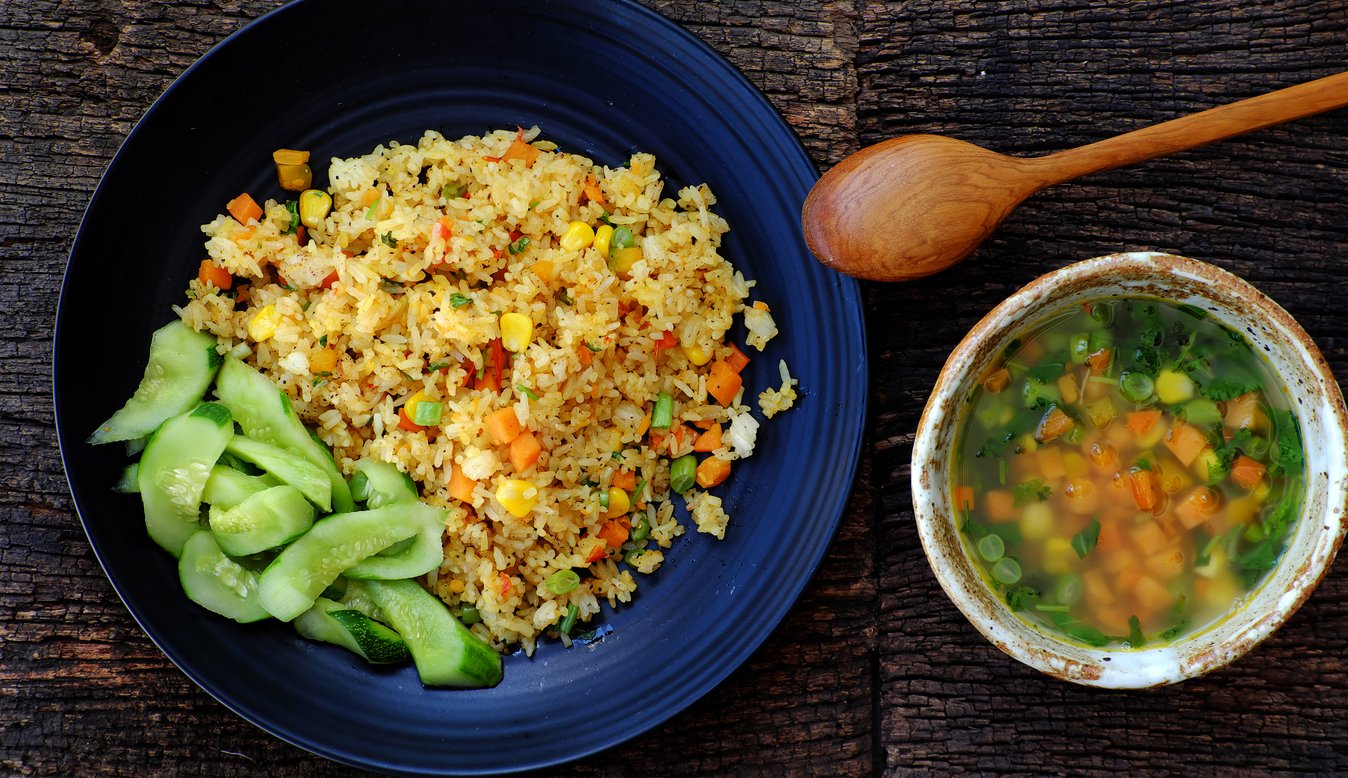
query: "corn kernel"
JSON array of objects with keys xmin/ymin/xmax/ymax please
[
  {"xmin": 499, "ymin": 312, "xmax": 534, "ymax": 353},
  {"xmin": 560, "ymin": 221, "xmax": 595, "ymax": 252},
  {"xmin": 593, "ymin": 224, "xmax": 614, "ymax": 257},
  {"xmin": 682, "ymin": 343, "xmax": 712, "ymax": 366},
  {"xmin": 449, "ymin": 578, "xmax": 466, "ymax": 594},
  {"xmin": 405, "ymin": 390, "xmax": 429, "ymax": 420},
  {"xmin": 603, "ymin": 487, "xmax": 630, "ymax": 519},
  {"xmin": 496, "ymin": 478, "xmax": 538, "ymax": 517},
  {"xmin": 299, "ymin": 189, "xmax": 332, "ymax": 228},
  {"xmin": 610, "ymin": 246, "xmax": 643, "ymax": 276},
  {"xmin": 309, "ymin": 347, "xmax": 338, "ymax": 374},
  {"xmin": 248, "ymin": 305, "xmax": 281, "ymax": 341}
]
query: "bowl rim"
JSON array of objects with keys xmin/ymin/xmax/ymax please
[{"xmin": 911, "ymin": 250, "xmax": 1348, "ymax": 688}]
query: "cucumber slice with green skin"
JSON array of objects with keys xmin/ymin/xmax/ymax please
[
  {"xmin": 179, "ymin": 530, "xmax": 270, "ymax": 623},
  {"xmin": 344, "ymin": 503, "xmax": 446, "ymax": 580},
  {"xmin": 89, "ymin": 321, "xmax": 220, "ymax": 444},
  {"xmin": 201, "ymin": 465, "xmax": 275, "ymax": 510},
  {"xmin": 215, "ymin": 357, "xmax": 354, "ymax": 512},
  {"xmin": 208, "ymin": 484, "xmax": 316, "ymax": 556},
  {"xmin": 362, "ymin": 578, "xmax": 502, "ymax": 688},
  {"xmin": 350, "ymin": 458, "xmax": 419, "ymax": 508},
  {"xmin": 294, "ymin": 596, "xmax": 411, "ymax": 664},
  {"xmin": 138, "ymin": 403, "xmax": 234, "ymax": 557},
  {"xmin": 257, "ymin": 504, "xmax": 426, "ymax": 621},
  {"xmin": 114, "ymin": 463, "xmax": 140, "ymax": 494},
  {"xmin": 335, "ymin": 578, "xmax": 385, "ymax": 622},
  {"xmin": 224, "ymin": 436, "xmax": 331, "ymax": 512}
]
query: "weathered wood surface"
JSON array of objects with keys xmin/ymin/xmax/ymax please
[{"xmin": 2, "ymin": 0, "xmax": 1345, "ymax": 775}]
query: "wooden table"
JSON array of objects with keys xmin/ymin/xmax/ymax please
[{"xmin": 5, "ymin": 1, "xmax": 1346, "ymax": 774}]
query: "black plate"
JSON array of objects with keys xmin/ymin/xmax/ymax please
[{"xmin": 54, "ymin": 0, "xmax": 867, "ymax": 773}]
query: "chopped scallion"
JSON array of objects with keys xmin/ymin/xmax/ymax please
[
  {"xmin": 559, "ymin": 603, "xmax": 579, "ymax": 636},
  {"xmin": 651, "ymin": 391, "xmax": 674, "ymax": 430},
  {"xmin": 669, "ymin": 454, "xmax": 697, "ymax": 493},
  {"xmin": 516, "ymin": 384, "xmax": 539, "ymax": 401},
  {"xmin": 508, "ymin": 236, "xmax": 530, "ymax": 255},
  {"xmin": 411, "ymin": 400, "xmax": 442, "ymax": 427},
  {"xmin": 544, "ymin": 569, "xmax": 580, "ymax": 595}
]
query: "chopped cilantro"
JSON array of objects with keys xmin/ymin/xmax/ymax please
[
  {"xmin": 312, "ymin": 378, "xmax": 328, "ymax": 388},
  {"xmin": 1050, "ymin": 612, "xmax": 1112, "ymax": 647},
  {"xmin": 527, "ymin": 199, "xmax": 540, "ymax": 210},
  {"xmin": 585, "ymin": 341, "xmax": 602, "ymax": 353},
  {"xmin": 442, "ymin": 182, "xmax": 468, "ymax": 199},
  {"xmin": 1005, "ymin": 585, "xmax": 1040, "ymax": 612},
  {"xmin": 558, "ymin": 289, "xmax": 573, "ymax": 306},
  {"xmin": 318, "ymin": 334, "xmax": 327, "ymax": 347},
  {"xmin": 1126, "ymin": 615, "xmax": 1146, "ymax": 647},
  {"xmin": 284, "ymin": 200, "xmax": 300, "ymax": 234},
  {"xmin": 450, "ymin": 292, "xmax": 472, "ymax": 309},
  {"xmin": 1201, "ymin": 378, "xmax": 1259, "ymax": 402},
  {"xmin": 1178, "ymin": 304, "xmax": 1207, "ymax": 319},
  {"xmin": 428, "ymin": 361, "xmax": 450, "ymax": 372},
  {"xmin": 1160, "ymin": 619, "xmax": 1190, "ymax": 641},
  {"xmin": 1012, "ymin": 478, "xmax": 1052, "ymax": 507},
  {"xmin": 381, "ymin": 232, "xmax": 398, "ymax": 248},
  {"xmin": 1071, "ymin": 520, "xmax": 1101, "ymax": 559}
]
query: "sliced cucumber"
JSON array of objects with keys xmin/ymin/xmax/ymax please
[
  {"xmin": 362, "ymin": 578, "xmax": 502, "ymax": 688},
  {"xmin": 201, "ymin": 465, "xmax": 275, "ymax": 510},
  {"xmin": 335, "ymin": 578, "xmax": 386, "ymax": 622},
  {"xmin": 295, "ymin": 596, "xmax": 411, "ymax": 664},
  {"xmin": 351, "ymin": 458, "xmax": 419, "ymax": 508},
  {"xmin": 344, "ymin": 503, "xmax": 446, "ymax": 580},
  {"xmin": 224, "ymin": 436, "xmax": 331, "ymax": 511},
  {"xmin": 89, "ymin": 321, "xmax": 220, "ymax": 444},
  {"xmin": 257, "ymin": 504, "xmax": 426, "ymax": 621},
  {"xmin": 215, "ymin": 357, "xmax": 354, "ymax": 512},
  {"xmin": 138, "ymin": 403, "xmax": 234, "ymax": 557},
  {"xmin": 178, "ymin": 530, "xmax": 270, "ymax": 623},
  {"xmin": 208, "ymin": 484, "xmax": 316, "ymax": 556},
  {"xmin": 114, "ymin": 463, "xmax": 140, "ymax": 494}
]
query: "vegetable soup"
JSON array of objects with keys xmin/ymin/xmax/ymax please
[{"xmin": 952, "ymin": 297, "xmax": 1304, "ymax": 648}]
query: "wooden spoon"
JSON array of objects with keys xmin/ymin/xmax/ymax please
[{"xmin": 802, "ymin": 71, "xmax": 1348, "ymax": 282}]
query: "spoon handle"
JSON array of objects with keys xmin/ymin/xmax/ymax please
[{"xmin": 1035, "ymin": 70, "xmax": 1348, "ymax": 184}]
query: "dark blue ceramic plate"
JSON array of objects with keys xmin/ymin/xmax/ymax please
[{"xmin": 54, "ymin": 0, "xmax": 866, "ymax": 773}]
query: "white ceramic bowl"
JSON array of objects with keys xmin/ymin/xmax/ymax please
[{"xmin": 911, "ymin": 251, "xmax": 1348, "ymax": 688}]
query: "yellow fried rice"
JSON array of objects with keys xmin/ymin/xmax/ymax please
[{"xmin": 175, "ymin": 127, "xmax": 794, "ymax": 654}]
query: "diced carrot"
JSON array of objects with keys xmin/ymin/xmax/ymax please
[
  {"xmin": 983, "ymin": 367, "xmax": 1010, "ymax": 394},
  {"xmin": 952, "ymin": 485, "xmax": 975, "ymax": 512},
  {"xmin": 449, "ymin": 464, "xmax": 477, "ymax": 503},
  {"xmin": 1135, "ymin": 575, "xmax": 1172, "ymax": 613},
  {"xmin": 1129, "ymin": 467, "xmax": 1160, "ymax": 512},
  {"xmin": 1164, "ymin": 421, "xmax": 1209, "ymax": 467},
  {"xmin": 235, "ymin": 285, "xmax": 251, "ymax": 304},
  {"xmin": 509, "ymin": 430, "xmax": 542, "ymax": 472},
  {"xmin": 1057, "ymin": 373, "xmax": 1080, "ymax": 405},
  {"xmin": 226, "ymin": 193, "xmax": 263, "ymax": 225},
  {"xmin": 474, "ymin": 338, "xmax": 505, "ymax": 392},
  {"xmin": 653, "ymin": 330, "xmax": 678, "ymax": 351},
  {"xmin": 577, "ymin": 342, "xmax": 593, "ymax": 367},
  {"xmin": 397, "ymin": 405, "xmax": 423, "ymax": 431},
  {"xmin": 1230, "ymin": 455, "xmax": 1267, "ymax": 491},
  {"xmin": 707, "ymin": 360, "xmax": 743, "ymax": 406},
  {"xmin": 296, "ymin": 225, "xmax": 307, "ymax": 245},
  {"xmin": 491, "ymin": 128, "xmax": 541, "ymax": 167},
  {"xmin": 693, "ymin": 423, "xmax": 723, "ymax": 453},
  {"xmin": 531, "ymin": 259, "xmax": 554, "ymax": 285},
  {"xmin": 485, "ymin": 407, "xmax": 522, "ymax": 445},
  {"xmin": 197, "ymin": 260, "xmax": 233, "ymax": 291},
  {"xmin": 984, "ymin": 489, "xmax": 1016, "ymax": 522},
  {"xmin": 724, "ymin": 343, "xmax": 751, "ymax": 373},
  {"xmin": 1038, "ymin": 447, "xmax": 1066, "ymax": 480},
  {"xmin": 498, "ymin": 572, "xmax": 513, "ymax": 595},
  {"xmin": 319, "ymin": 271, "xmax": 339, "ymax": 289},
  {"xmin": 583, "ymin": 175, "xmax": 605, "ymax": 205},
  {"xmin": 695, "ymin": 456, "xmax": 731, "ymax": 488},
  {"xmin": 1127, "ymin": 409, "xmax": 1162, "ymax": 437},
  {"xmin": 435, "ymin": 215, "xmax": 454, "ymax": 241},
  {"xmin": 1035, "ymin": 406, "xmax": 1075, "ymax": 443},
  {"xmin": 585, "ymin": 537, "xmax": 608, "ymax": 563},
  {"xmin": 1175, "ymin": 486, "xmax": 1221, "ymax": 529},
  {"xmin": 612, "ymin": 469, "xmax": 637, "ymax": 491},
  {"xmin": 1130, "ymin": 520, "xmax": 1169, "ymax": 556},
  {"xmin": 597, "ymin": 518, "xmax": 630, "ymax": 549},
  {"xmin": 1096, "ymin": 519, "xmax": 1123, "ymax": 553},
  {"xmin": 635, "ymin": 410, "xmax": 651, "ymax": 438},
  {"xmin": 1085, "ymin": 348, "xmax": 1113, "ymax": 372}
]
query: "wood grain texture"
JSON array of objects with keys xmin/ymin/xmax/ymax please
[{"xmin": 3, "ymin": 0, "xmax": 1346, "ymax": 775}]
